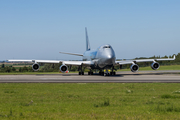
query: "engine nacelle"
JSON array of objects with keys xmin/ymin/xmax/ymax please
[
  {"xmin": 151, "ymin": 62, "xmax": 160, "ymax": 70},
  {"xmin": 32, "ymin": 63, "xmax": 40, "ymax": 71},
  {"xmin": 59, "ymin": 65, "xmax": 69, "ymax": 73},
  {"xmin": 130, "ymin": 64, "xmax": 139, "ymax": 72}
]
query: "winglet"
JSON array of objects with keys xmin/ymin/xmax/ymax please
[{"xmin": 173, "ymin": 55, "xmax": 176, "ymax": 60}]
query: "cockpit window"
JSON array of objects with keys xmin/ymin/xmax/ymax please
[{"xmin": 103, "ymin": 46, "xmax": 111, "ymax": 48}]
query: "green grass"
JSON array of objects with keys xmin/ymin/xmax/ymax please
[{"xmin": 1, "ymin": 83, "xmax": 180, "ymax": 119}]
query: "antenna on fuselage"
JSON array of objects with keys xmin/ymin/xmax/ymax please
[{"xmin": 85, "ymin": 27, "xmax": 91, "ymax": 51}]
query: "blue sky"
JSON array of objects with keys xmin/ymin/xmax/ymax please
[{"xmin": 0, "ymin": 0, "xmax": 180, "ymax": 60}]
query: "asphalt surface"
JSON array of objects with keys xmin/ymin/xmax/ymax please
[{"xmin": 0, "ymin": 70, "xmax": 180, "ymax": 83}]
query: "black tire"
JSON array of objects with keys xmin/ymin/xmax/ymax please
[
  {"xmin": 79, "ymin": 72, "xmax": 81, "ymax": 75},
  {"xmin": 82, "ymin": 72, "xmax": 84, "ymax": 75},
  {"xmin": 88, "ymin": 72, "xmax": 90, "ymax": 75},
  {"xmin": 101, "ymin": 72, "xmax": 104, "ymax": 75},
  {"xmin": 91, "ymin": 72, "xmax": 93, "ymax": 75}
]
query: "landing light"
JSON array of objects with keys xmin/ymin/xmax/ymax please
[{"xmin": 104, "ymin": 69, "xmax": 111, "ymax": 72}]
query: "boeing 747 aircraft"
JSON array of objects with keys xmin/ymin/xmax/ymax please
[{"xmin": 8, "ymin": 28, "xmax": 176, "ymax": 76}]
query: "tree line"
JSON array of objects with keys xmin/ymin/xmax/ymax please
[{"xmin": 0, "ymin": 53, "xmax": 180, "ymax": 73}]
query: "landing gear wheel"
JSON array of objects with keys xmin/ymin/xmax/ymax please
[
  {"xmin": 79, "ymin": 72, "xmax": 84, "ymax": 75},
  {"xmin": 104, "ymin": 73, "xmax": 109, "ymax": 76},
  {"xmin": 88, "ymin": 71, "xmax": 93, "ymax": 75},
  {"xmin": 101, "ymin": 72, "xmax": 104, "ymax": 76}
]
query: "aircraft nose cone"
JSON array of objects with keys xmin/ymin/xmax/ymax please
[
  {"xmin": 107, "ymin": 54, "xmax": 113, "ymax": 59},
  {"xmin": 105, "ymin": 53, "xmax": 115, "ymax": 65}
]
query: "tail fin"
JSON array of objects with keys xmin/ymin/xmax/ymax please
[{"xmin": 85, "ymin": 27, "xmax": 91, "ymax": 51}]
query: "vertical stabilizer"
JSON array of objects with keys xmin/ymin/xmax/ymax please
[{"xmin": 85, "ymin": 27, "xmax": 91, "ymax": 51}]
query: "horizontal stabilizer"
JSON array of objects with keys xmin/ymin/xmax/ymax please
[{"xmin": 59, "ymin": 52, "xmax": 83, "ymax": 56}]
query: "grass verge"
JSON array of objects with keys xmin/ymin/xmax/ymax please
[{"xmin": 1, "ymin": 83, "xmax": 180, "ymax": 119}]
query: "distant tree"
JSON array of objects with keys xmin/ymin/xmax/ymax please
[
  {"xmin": 22, "ymin": 66, "xmax": 28, "ymax": 72},
  {"xmin": 42, "ymin": 63, "xmax": 62, "ymax": 72},
  {"xmin": 19, "ymin": 68, "xmax": 22, "ymax": 72},
  {"xmin": 28, "ymin": 67, "xmax": 34, "ymax": 72},
  {"xmin": 70, "ymin": 66, "xmax": 78, "ymax": 71},
  {"xmin": 4, "ymin": 67, "xmax": 11, "ymax": 73},
  {"xmin": 12, "ymin": 67, "xmax": 16, "ymax": 72},
  {"xmin": 1, "ymin": 64, "xmax": 5, "ymax": 68}
]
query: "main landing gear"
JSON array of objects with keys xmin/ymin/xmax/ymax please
[
  {"xmin": 78, "ymin": 66, "xmax": 84, "ymax": 75},
  {"xmin": 79, "ymin": 71, "xmax": 84, "ymax": 75},
  {"xmin": 88, "ymin": 70, "xmax": 93, "ymax": 75},
  {"xmin": 78, "ymin": 66, "xmax": 116, "ymax": 76},
  {"xmin": 110, "ymin": 72, "xmax": 116, "ymax": 75},
  {"xmin": 99, "ymin": 70, "xmax": 104, "ymax": 76}
]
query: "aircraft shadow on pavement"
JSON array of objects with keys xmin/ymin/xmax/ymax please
[{"xmin": 35, "ymin": 72, "xmax": 179, "ymax": 77}]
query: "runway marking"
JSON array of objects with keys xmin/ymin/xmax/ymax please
[{"xmin": 40, "ymin": 78, "xmax": 72, "ymax": 80}]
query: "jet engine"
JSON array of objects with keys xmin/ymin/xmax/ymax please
[
  {"xmin": 59, "ymin": 65, "xmax": 69, "ymax": 73},
  {"xmin": 32, "ymin": 63, "xmax": 40, "ymax": 71},
  {"xmin": 130, "ymin": 64, "xmax": 139, "ymax": 72},
  {"xmin": 151, "ymin": 62, "xmax": 160, "ymax": 70}
]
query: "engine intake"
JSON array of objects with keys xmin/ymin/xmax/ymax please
[
  {"xmin": 32, "ymin": 63, "xmax": 40, "ymax": 71},
  {"xmin": 151, "ymin": 62, "xmax": 160, "ymax": 70},
  {"xmin": 130, "ymin": 64, "xmax": 139, "ymax": 72},
  {"xmin": 60, "ymin": 65, "xmax": 69, "ymax": 73}
]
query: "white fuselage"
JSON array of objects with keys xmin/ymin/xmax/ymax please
[{"xmin": 83, "ymin": 44, "xmax": 116, "ymax": 69}]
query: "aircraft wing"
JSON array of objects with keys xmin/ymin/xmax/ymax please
[
  {"xmin": 116, "ymin": 55, "xmax": 176, "ymax": 65},
  {"xmin": 61, "ymin": 61, "xmax": 94, "ymax": 66},
  {"xmin": 7, "ymin": 60, "xmax": 94, "ymax": 66}
]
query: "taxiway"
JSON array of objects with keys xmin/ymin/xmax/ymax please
[{"xmin": 0, "ymin": 70, "xmax": 180, "ymax": 83}]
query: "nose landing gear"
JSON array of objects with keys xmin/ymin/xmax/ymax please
[
  {"xmin": 104, "ymin": 69, "xmax": 110, "ymax": 76},
  {"xmin": 103, "ymin": 67, "xmax": 116, "ymax": 76}
]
